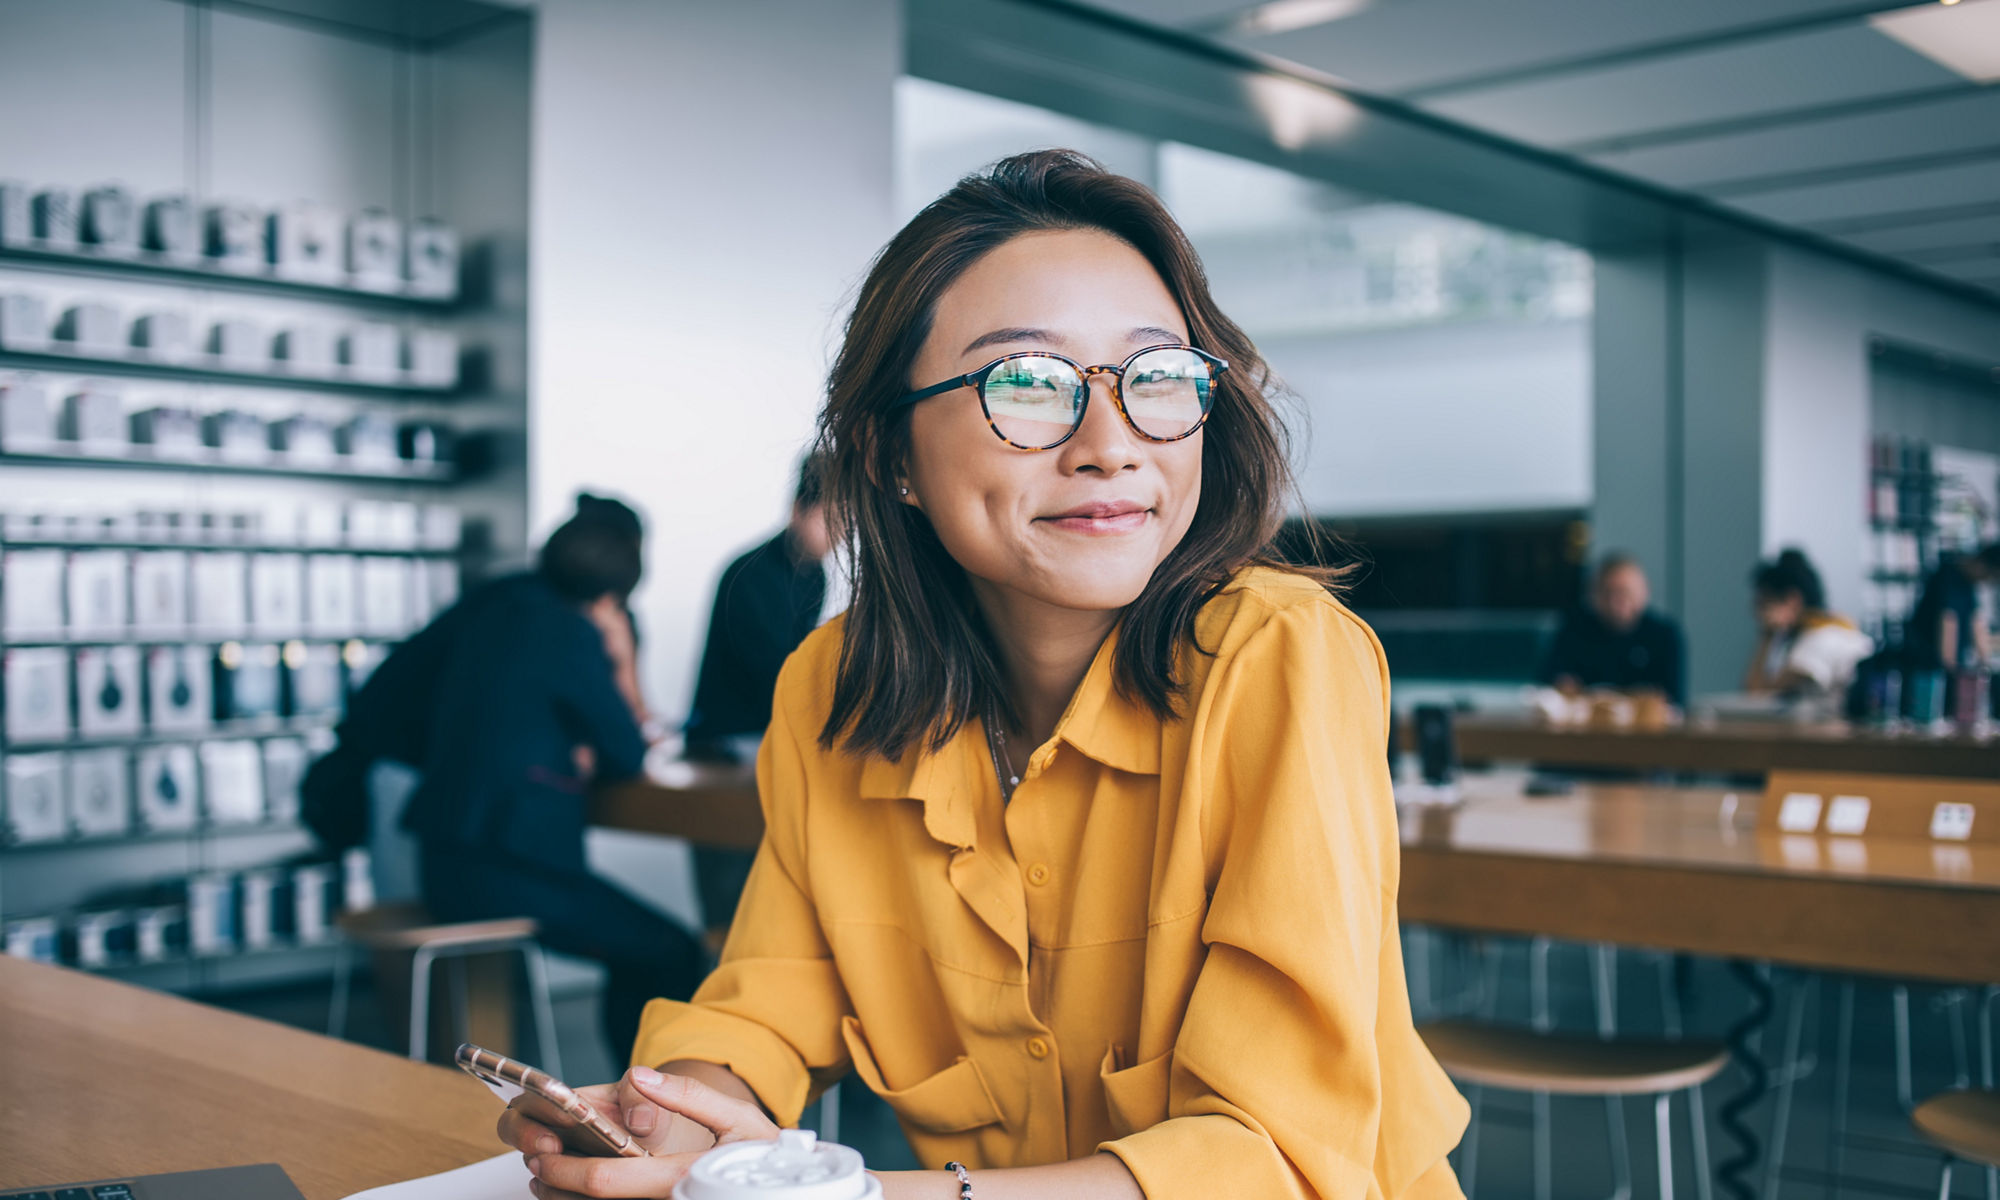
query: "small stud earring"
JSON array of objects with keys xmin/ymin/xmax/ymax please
[{"xmin": 899, "ymin": 486, "xmax": 910, "ymax": 497}]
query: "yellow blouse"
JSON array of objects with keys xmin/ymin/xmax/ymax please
[{"xmin": 633, "ymin": 567, "xmax": 1467, "ymax": 1199}]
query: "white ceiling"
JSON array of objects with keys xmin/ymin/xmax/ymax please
[{"xmin": 1079, "ymin": 0, "xmax": 2000, "ymax": 301}]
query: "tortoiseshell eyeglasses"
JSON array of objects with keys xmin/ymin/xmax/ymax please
[{"xmin": 894, "ymin": 344, "xmax": 1227, "ymax": 451}]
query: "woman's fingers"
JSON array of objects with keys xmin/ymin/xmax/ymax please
[
  {"xmin": 623, "ymin": 1066, "xmax": 780, "ymax": 1145},
  {"xmin": 496, "ymin": 1105, "xmax": 563, "ymax": 1156},
  {"xmin": 526, "ymin": 1148, "xmax": 705, "ymax": 1199}
]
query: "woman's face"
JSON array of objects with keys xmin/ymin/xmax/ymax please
[
  {"xmin": 1756, "ymin": 590, "xmax": 1804, "ymax": 633},
  {"xmin": 901, "ymin": 229, "xmax": 1204, "ymax": 617}
]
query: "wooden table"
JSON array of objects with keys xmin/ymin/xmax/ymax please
[
  {"xmin": 0, "ymin": 955, "xmax": 503, "ymax": 1198},
  {"xmin": 1454, "ymin": 713, "xmax": 2000, "ymax": 780},
  {"xmin": 593, "ymin": 758, "xmax": 763, "ymax": 850},
  {"xmin": 1398, "ymin": 777, "xmax": 2000, "ymax": 986}
]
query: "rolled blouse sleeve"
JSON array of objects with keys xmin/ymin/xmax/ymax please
[
  {"xmin": 629, "ymin": 656, "xmax": 853, "ymax": 1126},
  {"xmin": 1099, "ymin": 602, "xmax": 1467, "ymax": 1200}
]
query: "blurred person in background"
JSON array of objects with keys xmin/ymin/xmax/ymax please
[
  {"xmin": 1743, "ymin": 548, "xmax": 1873, "ymax": 698},
  {"xmin": 1540, "ymin": 552, "xmax": 1687, "ymax": 706},
  {"xmin": 315, "ymin": 493, "xmax": 707, "ymax": 1065},
  {"xmin": 1906, "ymin": 542, "xmax": 2000, "ymax": 670},
  {"xmin": 683, "ymin": 452, "xmax": 837, "ymax": 943}
]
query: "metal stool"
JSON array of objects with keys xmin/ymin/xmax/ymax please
[
  {"xmin": 1914, "ymin": 986, "xmax": 2000, "ymax": 1200},
  {"xmin": 328, "ymin": 902, "xmax": 563, "ymax": 1075},
  {"xmin": 1422, "ymin": 1020, "xmax": 1728, "ymax": 1199}
]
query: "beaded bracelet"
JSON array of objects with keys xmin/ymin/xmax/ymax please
[{"xmin": 944, "ymin": 1160, "xmax": 973, "ymax": 1198}]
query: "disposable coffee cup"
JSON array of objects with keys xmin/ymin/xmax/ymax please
[{"xmin": 672, "ymin": 1130, "xmax": 881, "ymax": 1200}]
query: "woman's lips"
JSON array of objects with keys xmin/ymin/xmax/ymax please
[{"xmin": 1040, "ymin": 504, "xmax": 1151, "ymax": 534}]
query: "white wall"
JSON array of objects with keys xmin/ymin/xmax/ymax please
[
  {"xmin": 529, "ymin": 0, "xmax": 901, "ymax": 723},
  {"xmin": 1270, "ymin": 315, "xmax": 1592, "ymax": 516}
]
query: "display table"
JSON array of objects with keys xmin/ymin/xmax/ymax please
[
  {"xmin": 0, "ymin": 956, "xmax": 501, "ymax": 1199},
  {"xmin": 1453, "ymin": 713, "xmax": 2000, "ymax": 780}
]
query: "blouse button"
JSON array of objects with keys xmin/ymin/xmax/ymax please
[
  {"xmin": 1026, "ymin": 1036, "xmax": 1051, "ymax": 1060},
  {"xmin": 1026, "ymin": 863, "xmax": 1050, "ymax": 887}
]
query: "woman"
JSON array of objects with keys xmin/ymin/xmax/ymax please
[
  {"xmin": 501, "ymin": 151, "xmax": 1466, "ymax": 1199},
  {"xmin": 1743, "ymin": 548, "xmax": 1873, "ymax": 697}
]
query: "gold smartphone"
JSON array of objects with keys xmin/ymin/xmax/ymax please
[{"xmin": 455, "ymin": 1042, "xmax": 649, "ymax": 1158}]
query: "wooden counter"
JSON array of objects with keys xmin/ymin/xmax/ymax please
[
  {"xmin": 1453, "ymin": 713, "xmax": 2000, "ymax": 779},
  {"xmin": 1399, "ymin": 778, "xmax": 2000, "ymax": 986},
  {"xmin": 593, "ymin": 758, "xmax": 763, "ymax": 850},
  {"xmin": 0, "ymin": 955, "xmax": 502, "ymax": 1198}
]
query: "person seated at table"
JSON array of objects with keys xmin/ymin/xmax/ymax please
[
  {"xmin": 1743, "ymin": 548, "xmax": 1873, "ymax": 698},
  {"xmin": 1540, "ymin": 552, "xmax": 1686, "ymax": 707},
  {"xmin": 1906, "ymin": 542, "xmax": 2000, "ymax": 671},
  {"xmin": 327, "ymin": 494, "xmax": 707, "ymax": 1064},
  {"xmin": 683, "ymin": 452, "xmax": 837, "ymax": 943},
  {"xmin": 497, "ymin": 149, "xmax": 1466, "ymax": 1199}
]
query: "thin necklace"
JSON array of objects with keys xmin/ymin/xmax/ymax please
[{"xmin": 984, "ymin": 700, "xmax": 1020, "ymax": 803}]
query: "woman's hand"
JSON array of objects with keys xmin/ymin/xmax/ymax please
[{"xmin": 497, "ymin": 1065, "xmax": 782, "ymax": 1199}]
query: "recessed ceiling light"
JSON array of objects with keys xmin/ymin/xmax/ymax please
[
  {"xmin": 1870, "ymin": 0, "xmax": 2000, "ymax": 82},
  {"xmin": 1227, "ymin": 0, "xmax": 1374, "ymax": 38}
]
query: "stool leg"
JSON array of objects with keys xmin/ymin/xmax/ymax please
[
  {"xmin": 328, "ymin": 940, "xmax": 352, "ymax": 1039},
  {"xmin": 521, "ymin": 941, "xmax": 563, "ymax": 1080},
  {"xmin": 409, "ymin": 944, "xmax": 436, "ymax": 1064},
  {"xmin": 1944, "ymin": 989, "xmax": 1971, "ymax": 1090},
  {"xmin": 1534, "ymin": 1090, "xmax": 1552, "ymax": 1200},
  {"xmin": 1828, "ymin": 980, "xmax": 1855, "ymax": 1200},
  {"xmin": 1461, "ymin": 1084, "xmax": 1485, "ymax": 1200},
  {"xmin": 1658, "ymin": 955, "xmax": 1683, "ymax": 1039},
  {"xmin": 1655, "ymin": 1093, "xmax": 1675, "ymax": 1200},
  {"xmin": 1938, "ymin": 1158, "xmax": 1954, "ymax": 1200},
  {"xmin": 1763, "ymin": 975, "xmax": 1809, "ymax": 1200},
  {"xmin": 819, "ymin": 1079, "xmax": 842, "ymax": 1143},
  {"xmin": 1606, "ymin": 1096, "xmax": 1634, "ymax": 1200},
  {"xmin": 1895, "ymin": 985, "xmax": 1915, "ymax": 1113},
  {"xmin": 1688, "ymin": 1087, "xmax": 1712, "ymax": 1200}
]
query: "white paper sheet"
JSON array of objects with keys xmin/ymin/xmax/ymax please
[{"xmin": 341, "ymin": 1152, "xmax": 533, "ymax": 1200}]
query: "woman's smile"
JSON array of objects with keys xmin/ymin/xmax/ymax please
[{"xmin": 1038, "ymin": 499, "xmax": 1153, "ymax": 535}]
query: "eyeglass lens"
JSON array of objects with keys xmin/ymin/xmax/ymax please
[{"xmin": 981, "ymin": 347, "xmax": 1213, "ymax": 448}]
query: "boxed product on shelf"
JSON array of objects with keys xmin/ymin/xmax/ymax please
[
  {"xmin": 68, "ymin": 747, "xmax": 131, "ymax": 838},
  {"xmin": 73, "ymin": 908, "xmax": 136, "ymax": 968},
  {"xmin": 60, "ymin": 388, "xmax": 126, "ymax": 452},
  {"xmin": 131, "ymin": 550, "xmax": 189, "ymax": 635},
  {"xmin": 347, "ymin": 210, "xmax": 403, "ymax": 290},
  {"xmin": 249, "ymin": 553, "xmax": 305, "ymax": 637},
  {"xmin": 341, "ymin": 846, "xmax": 374, "ymax": 912},
  {"xmin": 132, "ymin": 507, "xmax": 199, "ymax": 543},
  {"xmin": 32, "ymin": 187, "xmax": 77, "ymax": 248},
  {"xmin": 399, "ymin": 421, "xmax": 455, "ymax": 466},
  {"xmin": 339, "ymin": 413, "xmax": 398, "ymax": 468},
  {"xmin": 241, "ymin": 869, "xmax": 284, "ymax": 948},
  {"xmin": 344, "ymin": 499, "xmax": 387, "ymax": 547},
  {"xmin": 0, "ymin": 293, "xmax": 52, "ymax": 351},
  {"xmin": 199, "ymin": 739, "xmax": 265, "ymax": 825},
  {"xmin": 143, "ymin": 194, "xmax": 198, "ymax": 261},
  {"xmin": 262, "ymin": 738, "xmax": 307, "ymax": 824},
  {"xmin": 130, "ymin": 405, "xmax": 203, "ymax": 459},
  {"xmin": 134, "ymin": 743, "xmax": 198, "ymax": 832},
  {"xmin": 380, "ymin": 500, "xmax": 420, "ymax": 549},
  {"xmin": 418, "ymin": 503, "xmax": 460, "ymax": 551},
  {"xmin": 2, "ymin": 649, "xmax": 71, "ymax": 744},
  {"xmin": 2, "ymin": 547, "xmax": 67, "ymax": 638},
  {"xmin": 132, "ymin": 311, "xmax": 195, "ymax": 364},
  {"xmin": 273, "ymin": 326, "xmax": 336, "ymax": 378},
  {"xmin": 338, "ymin": 323, "xmax": 399, "ymax": 383},
  {"xmin": 406, "ymin": 219, "xmax": 459, "ymax": 299},
  {"xmin": 292, "ymin": 863, "xmax": 335, "ymax": 943},
  {"xmin": 273, "ymin": 414, "xmax": 338, "ymax": 466},
  {"xmin": 203, "ymin": 409, "xmax": 270, "ymax": 464},
  {"xmin": 306, "ymin": 555, "xmax": 359, "ymax": 636},
  {"xmin": 418, "ymin": 558, "xmax": 460, "ymax": 620},
  {"xmin": 75, "ymin": 645, "xmax": 143, "ymax": 738},
  {"xmin": 358, "ymin": 557, "xmax": 412, "ymax": 636},
  {"xmin": 404, "ymin": 329, "xmax": 459, "ymax": 388},
  {"xmin": 205, "ymin": 202, "xmax": 263, "ymax": 272},
  {"xmin": 54, "ymin": 302, "xmax": 121, "ymax": 355},
  {"xmin": 186, "ymin": 873, "xmax": 236, "ymax": 955},
  {"xmin": 209, "ymin": 318, "xmax": 267, "ymax": 371},
  {"xmin": 3, "ymin": 752, "xmax": 68, "ymax": 843},
  {"xmin": 145, "ymin": 644, "xmax": 211, "ymax": 734},
  {"xmin": 213, "ymin": 641, "xmax": 283, "ymax": 723},
  {"xmin": 3, "ymin": 916, "xmax": 61, "ymax": 963},
  {"xmin": 66, "ymin": 548, "xmax": 129, "ymax": 636},
  {"xmin": 0, "ymin": 379, "xmax": 56, "ymax": 450},
  {"xmin": 0, "ymin": 182, "xmax": 30, "ymax": 246},
  {"xmin": 134, "ymin": 905, "xmax": 187, "ymax": 962},
  {"xmin": 283, "ymin": 640, "xmax": 343, "ymax": 719},
  {"xmin": 299, "ymin": 501, "xmax": 343, "ymax": 547},
  {"xmin": 268, "ymin": 202, "xmax": 343, "ymax": 282},
  {"xmin": 190, "ymin": 551, "xmax": 249, "ymax": 636},
  {"xmin": 201, "ymin": 509, "xmax": 258, "ymax": 546},
  {"xmin": 80, "ymin": 186, "xmax": 138, "ymax": 253}
]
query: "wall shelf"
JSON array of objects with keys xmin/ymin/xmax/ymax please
[
  {"xmin": 0, "ymin": 240, "xmax": 456, "ymax": 309},
  {"xmin": 1, "ymin": 819, "xmax": 311, "ymax": 855},
  {"xmin": 0, "ymin": 344, "xmax": 457, "ymax": 397},
  {"xmin": 0, "ymin": 446, "xmax": 454, "ymax": 484},
  {"xmin": 0, "ymin": 539, "xmax": 455, "ymax": 557}
]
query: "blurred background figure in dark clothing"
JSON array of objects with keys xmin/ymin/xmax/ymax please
[
  {"xmin": 683, "ymin": 454, "xmax": 837, "ymax": 943},
  {"xmin": 1540, "ymin": 552, "xmax": 1687, "ymax": 707},
  {"xmin": 313, "ymin": 493, "xmax": 706, "ymax": 1065},
  {"xmin": 1906, "ymin": 543, "xmax": 2000, "ymax": 671}
]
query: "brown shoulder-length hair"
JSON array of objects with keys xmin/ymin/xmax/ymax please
[{"xmin": 816, "ymin": 148, "xmax": 1338, "ymax": 761}]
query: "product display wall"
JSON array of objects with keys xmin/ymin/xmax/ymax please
[{"xmin": 0, "ymin": 0, "xmax": 531, "ymax": 996}]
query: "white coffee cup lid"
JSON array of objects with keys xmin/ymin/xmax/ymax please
[{"xmin": 672, "ymin": 1130, "xmax": 881, "ymax": 1200}]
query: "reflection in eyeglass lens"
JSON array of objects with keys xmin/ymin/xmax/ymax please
[
  {"xmin": 985, "ymin": 356, "xmax": 1084, "ymax": 446},
  {"xmin": 1123, "ymin": 348, "xmax": 1210, "ymax": 439}
]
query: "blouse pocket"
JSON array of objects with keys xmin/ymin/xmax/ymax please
[
  {"xmin": 841, "ymin": 1015, "xmax": 1003, "ymax": 1134},
  {"xmin": 1099, "ymin": 1044, "xmax": 1173, "ymax": 1139}
]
